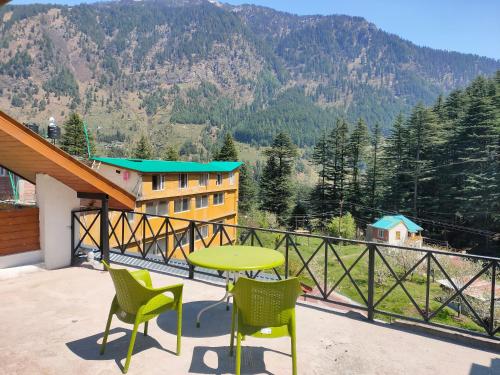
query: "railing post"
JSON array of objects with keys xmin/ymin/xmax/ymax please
[
  {"xmin": 367, "ymin": 244, "xmax": 376, "ymax": 321},
  {"xmin": 324, "ymin": 239, "xmax": 328, "ymax": 296},
  {"xmin": 489, "ymin": 260, "xmax": 496, "ymax": 336},
  {"xmin": 70, "ymin": 211, "xmax": 75, "ymax": 266},
  {"xmin": 100, "ymin": 196, "xmax": 110, "ymax": 267},
  {"xmin": 285, "ymin": 235, "xmax": 289, "ymax": 279},
  {"xmin": 188, "ymin": 221, "xmax": 195, "ymax": 279},
  {"xmin": 425, "ymin": 252, "xmax": 431, "ymax": 321}
]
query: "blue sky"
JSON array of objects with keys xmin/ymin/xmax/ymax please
[{"xmin": 9, "ymin": 0, "xmax": 500, "ymax": 59}]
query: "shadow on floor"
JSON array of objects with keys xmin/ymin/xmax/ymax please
[
  {"xmin": 297, "ymin": 300, "xmax": 500, "ymax": 355},
  {"xmin": 66, "ymin": 327, "xmax": 175, "ymax": 372},
  {"xmin": 157, "ymin": 300, "xmax": 233, "ymax": 338},
  {"xmin": 469, "ymin": 358, "xmax": 500, "ymax": 374},
  {"xmin": 189, "ymin": 345, "xmax": 289, "ymax": 375}
]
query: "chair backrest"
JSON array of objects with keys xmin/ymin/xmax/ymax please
[
  {"xmin": 103, "ymin": 262, "xmax": 151, "ymax": 314},
  {"xmin": 232, "ymin": 277, "xmax": 302, "ymax": 328}
]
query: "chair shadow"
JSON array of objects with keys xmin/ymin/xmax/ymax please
[
  {"xmin": 157, "ymin": 300, "xmax": 233, "ymax": 338},
  {"xmin": 66, "ymin": 327, "xmax": 176, "ymax": 372},
  {"xmin": 469, "ymin": 358, "xmax": 500, "ymax": 375},
  {"xmin": 189, "ymin": 345, "xmax": 289, "ymax": 375}
]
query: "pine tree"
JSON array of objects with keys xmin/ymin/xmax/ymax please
[
  {"xmin": 451, "ymin": 77, "xmax": 499, "ymax": 224},
  {"xmin": 407, "ymin": 103, "xmax": 440, "ymax": 215},
  {"xmin": 347, "ymin": 118, "xmax": 369, "ymax": 207},
  {"xmin": 259, "ymin": 132, "xmax": 298, "ymax": 224},
  {"xmin": 382, "ymin": 113, "xmax": 410, "ymax": 211},
  {"xmin": 132, "ymin": 134, "xmax": 153, "ymax": 159},
  {"xmin": 214, "ymin": 133, "xmax": 238, "ymax": 161},
  {"xmin": 364, "ymin": 122, "xmax": 383, "ymax": 219},
  {"xmin": 238, "ymin": 163, "xmax": 256, "ymax": 214},
  {"xmin": 60, "ymin": 112, "xmax": 95, "ymax": 158},
  {"xmin": 163, "ymin": 146, "xmax": 179, "ymax": 161},
  {"xmin": 310, "ymin": 131, "xmax": 330, "ymax": 215},
  {"xmin": 325, "ymin": 118, "xmax": 349, "ymax": 206}
]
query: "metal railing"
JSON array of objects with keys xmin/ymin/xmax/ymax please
[{"xmin": 71, "ymin": 208, "xmax": 500, "ymax": 339}]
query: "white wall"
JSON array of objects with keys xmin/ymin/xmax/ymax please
[
  {"xmin": 388, "ymin": 222, "xmax": 408, "ymax": 245},
  {"xmin": 93, "ymin": 163, "xmax": 141, "ymax": 198},
  {"xmin": 0, "ymin": 250, "xmax": 43, "ymax": 269},
  {"xmin": 36, "ymin": 174, "xmax": 80, "ymax": 269}
]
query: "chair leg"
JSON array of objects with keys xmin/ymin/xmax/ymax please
[
  {"xmin": 123, "ymin": 319, "xmax": 140, "ymax": 374},
  {"xmin": 235, "ymin": 331, "xmax": 242, "ymax": 375},
  {"xmin": 144, "ymin": 321, "xmax": 148, "ymax": 336},
  {"xmin": 291, "ymin": 333, "xmax": 297, "ymax": 375},
  {"xmin": 100, "ymin": 308, "xmax": 114, "ymax": 355},
  {"xmin": 229, "ymin": 305, "xmax": 236, "ymax": 356},
  {"xmin": 176, "ymin": 303, "xmax": 182, "ymax": 356},
  {"xmin": 291, "ymin": 316, "xmax": 297, "ymax": 375}
]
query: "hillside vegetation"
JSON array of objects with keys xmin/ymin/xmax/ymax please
[{"xmin": 1, "ymin": 0, "xmax": 499, "ymax": 147}]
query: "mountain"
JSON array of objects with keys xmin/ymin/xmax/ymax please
[{"xmin": 1, "ymin": 0, "xmax": 498, "ymax": 148}]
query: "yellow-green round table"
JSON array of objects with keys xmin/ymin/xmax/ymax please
[{"xmin": 187, "ymin": 245, "xmax": 285, "ymax": 327}]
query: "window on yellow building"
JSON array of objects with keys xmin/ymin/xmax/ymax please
[
  {"xmin": 179, "ymin": 173, "xmax": 188, "ymax": 189},
  {"xmin": 178, "ymin": 231, "xmax": 189, "ymax": 247},
  {"xmin": 215, "ymin": 173, "xmax": 222, "ymax": 186},
  {"xmin": 195, "ymin": 195, "xmax": 208, "ymax": 209},
  {"xmin": 213, "ymin": 192, "xmax": 224, "ymax": 205},
  {"xmin": 195, "ymin": 225, "xmax": 208, "ymax": 241},
  {"xmin": 174, "ymin": 197, "xmax": 190, "ymax": 213},
  {"xmin": 145, "ymin": 202, "xmax": 156, "ymax": 216},
  {"xmin": 158, "ymin": 201, "xmax": 168, "ymax": 216},
  {"xmin": 213, "ymin": 220, "xmax": 224, "ymax": 234},
  {"xmin": 199, "ymin": 173, "xmax": 208, "ymax": 187},
  {"xmin": 126, "ymin": 211, "xmax": 135, "ymax": 223},
  {"xmin": 229, "ymin": 171, "xmax": 234, "ymax": 185},
  {"xmin": 152, "ymin": 175, "xmax": 164, "ymax": 191}
]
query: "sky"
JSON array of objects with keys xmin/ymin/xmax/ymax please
[{"xmin": 8, "ymin": 0, "xmax": 500, "ymax": 60}]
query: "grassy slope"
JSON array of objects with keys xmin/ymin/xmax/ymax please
[{"xmin": 235, "ymin": 225, "xmax": 487, "ymax": 334}]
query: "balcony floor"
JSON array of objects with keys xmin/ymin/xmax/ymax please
[{"xmin": 0, "ymin": 264, "xmax": 499, "ymax": 375}]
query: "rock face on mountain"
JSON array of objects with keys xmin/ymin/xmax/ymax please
[{"xmin": 1, "ymin": 0, "xmax": 498, "ymax": 145}]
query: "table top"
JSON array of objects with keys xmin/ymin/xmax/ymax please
[{"xmin": 186, "ymin": 245, "xmax": 285, "ymax": 271}]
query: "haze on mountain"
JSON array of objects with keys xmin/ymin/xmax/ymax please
[{"xmin": 1, "ymin": 0, "xmax": 499, "ymax": 146}]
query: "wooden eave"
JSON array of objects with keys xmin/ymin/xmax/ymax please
[{"xmin": 0, "ymin": 111, "xmax": 135, "ymax": 209}]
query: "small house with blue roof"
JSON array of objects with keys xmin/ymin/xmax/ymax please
[{"xmin": 366, "ymin": 215, "xmax": 423, "ymax": 247}]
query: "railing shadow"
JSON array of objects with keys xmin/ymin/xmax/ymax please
[
  {"xmin": 469, "ymin": 358, "xmax": 500, "ymax": 374},
  {"xmin": 189, "ymin": 345, "xmax": 287, "ymax": 374},
  {"xmin": 65, "ymin": 327, "xmax": 176, "ymax": 372},
  {"xmin": 298, "ymin": 299, "xmax": 500, "ymax": 355},
  {"xmin": 157, "ymin": 300, "xmax": 232, "ymax": 338}
]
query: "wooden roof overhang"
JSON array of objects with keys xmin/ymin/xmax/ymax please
[{"xmin": 0, "ymin": 111, "xmax": 135, "ymax": 209}]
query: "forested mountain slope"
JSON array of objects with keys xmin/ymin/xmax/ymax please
[{"xmin": 1, "ymin": 0, "xmax": 498, "ymax": 146}]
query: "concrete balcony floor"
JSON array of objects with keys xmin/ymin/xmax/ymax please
[{"xmin": 0, "ymin": 264, "xmax": 499, "ymax": 375}]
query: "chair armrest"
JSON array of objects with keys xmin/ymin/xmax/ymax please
[
  {"xmin": 149, "ymin": 283, "xmax": 184, "ymax": 305},
  {"xmin": 131, "ymin": 269, "xmax": 153, "ymax": 288}
]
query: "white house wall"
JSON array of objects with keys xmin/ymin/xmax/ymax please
[
  {"xmin": 93, "ymin": 163, "xmax": 141, "ymax": 199},
  {"xmin": 387, "ymin": 222, "xmax": 408, "ymax": 245},
  {"xmin": 36, "ymin": 174, "xmax": 81, "ymax": 269}
]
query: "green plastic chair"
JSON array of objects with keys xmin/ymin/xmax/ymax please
[
  {"xmin": 100, "ymin": 262, "xmax": 183, "ymax": 373},
  {"xmin": 229, "ymin": 277, "xmax": 302, "ymax": 375}
]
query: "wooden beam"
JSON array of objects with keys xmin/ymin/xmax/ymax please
[{"xmin": 0, "ymin": 111, "xmax": 135, "ymax": 209}]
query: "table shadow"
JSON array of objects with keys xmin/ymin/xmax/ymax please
[{"xmin": 157, "ymin": 300, "xmax": 233, "ymax": 338}]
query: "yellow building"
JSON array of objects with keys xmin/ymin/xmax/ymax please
[{"xmin": 86, "ymin": 157, "xmax": 242, "ymax": 257}]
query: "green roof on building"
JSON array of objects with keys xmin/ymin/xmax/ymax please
[
  {"xmin": 371, "ymin": 215, "xmax": 423, "ymax": 233},
  {"xmin": 93, "ymin": 157, "xmax": 243, "ymax": 173}
]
